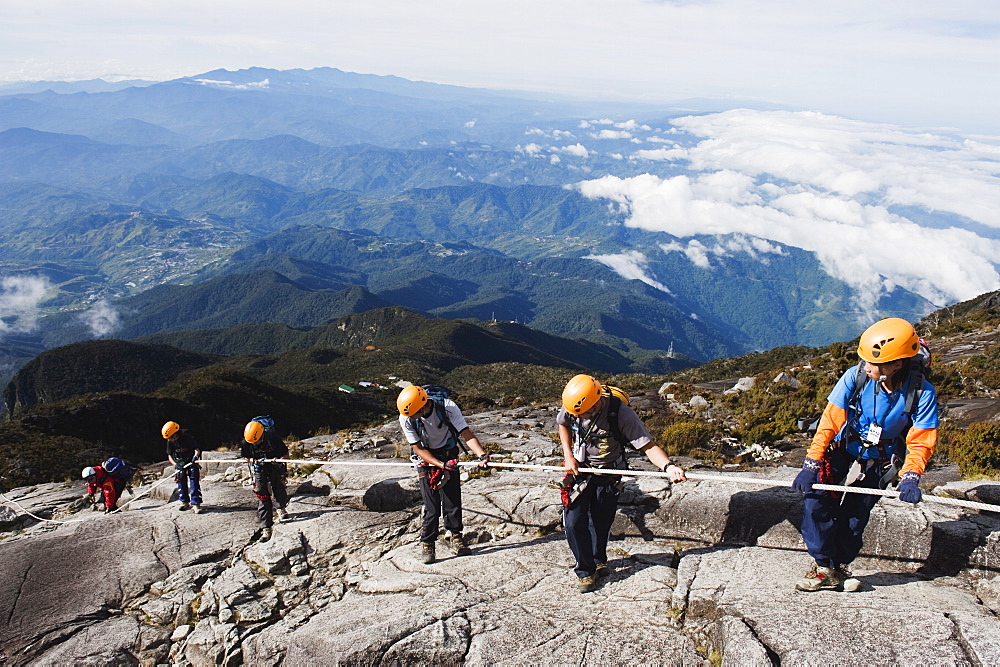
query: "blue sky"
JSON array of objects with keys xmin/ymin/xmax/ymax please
[{"xmin": 2, "ymin": 0, "xmax": 999, "ymax": 133}]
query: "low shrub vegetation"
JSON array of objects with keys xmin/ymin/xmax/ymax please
[{"xmin": 948, "ymin": 422, "xmax": 1000, "ymax": 478}]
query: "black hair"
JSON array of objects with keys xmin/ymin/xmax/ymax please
[{"xmin": 886, "ymin": 357, "xmax": 912, "ymax": 391}]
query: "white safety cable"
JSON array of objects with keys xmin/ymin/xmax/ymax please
[
  {"xmin": 229, "ymin": 458, "xmax": 1000, "ymax": 513},
  {"xmin": 0, "ymin": 491, "xmax": 89, "ymax": 525},
  {"xmin": 6, "ymin": 458, "xmax": 996, "ymax": 522},
  {"xmin": 482, "ymin": 461, "xmax": 999, "ymax": 513},
  {"xmin": 113, "ymin": 466, "xmax": 191, "ymax": 512},
  {"xmin": 210, "ymin": 458, "xmax": 417, "ymax": 467},
  {"xmin": 0, "ymin": 462, "xmax": 195, "ymax": 525}
]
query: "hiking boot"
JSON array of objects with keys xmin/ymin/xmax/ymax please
[
  {"xmin": 596, "ymin": 563, "xmax": 610, "ymax": 579},
  {"xmin": 795, "ymin": 562, "xmax": 842, "ymax": 592},
  {"xmin": 837, "ymin": 565, "xmax": 861, "ymax": 592},
  {"xmin": 275, "ymin": 508, "xmax": 288, "ymax": 523},
  {"xmin": 260, "ymin": 527, "xmax": 272, "ymax": 542},
  {"xmin": 577, "ymin": 574, "xmax": 598, "ymax": 593},
  {"xmin": 444, "ymin": 532, "xmax": 471, "ymax": 556},
  {"xmin": 421, "ymin": 541, "xmax": 436, "ymax": 564},
  {"xmin": 192, "ymin": 505, "xmax": 203, "ymax": 514},
  {"xmin": 179, "ymin": 502, "xmax": 190, "ymax": 511}
]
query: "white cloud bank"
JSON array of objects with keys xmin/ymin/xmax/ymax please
[
  {"xmin": 586, "ymin": 250, "xmax": 673, "ymax": 295},
  {"xmin": 576, "ymin": 110, "xmax": 1000, "ymax": 310},
  {"xmin": 0, "ymin": 276, "xmax": 50, "ymax": 337},
  {"xmin": 79, "ymin": 299, "xmax": 121, "ymax": 338}
]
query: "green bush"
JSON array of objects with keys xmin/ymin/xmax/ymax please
[
  {"xmin": 661, "ymin": 421, "xmax": 715, "ymax": 457},
  {"xmin": 949, "ymin": 422, "xmax": 1000, "ymax": 478},
  {"xmin": 742, "ymin": 423, "xmax": 781, "ymax": 444}
]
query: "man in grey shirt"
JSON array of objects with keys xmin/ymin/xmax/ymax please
[
  {"xmin": 557, "ymin": 374, "xmax": 686, "ymax": 592},
  {"xmin": 398, "ymin": 385, "xmax": 489, "ymax": 564}
]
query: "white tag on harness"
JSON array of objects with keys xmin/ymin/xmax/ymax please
[{"xmin": 864, "ymin": 424, "xmax": 883, "ymax": 444}]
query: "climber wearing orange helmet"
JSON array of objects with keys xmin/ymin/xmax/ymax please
[
  {"xmin": 241, "ymin": 416, "xmax": 290, "ymax": 542},
  {"xmin": 162, "ymin": 421, "xmax": 203, "ymax": 514},
  {"xmin": 557, "ymin": 374, "xmax": 686, "ymax": 593},
  {"xmin": 397, "ymin": 385, "xmax": 490, "ymax": 564},
  {"xmin": 792, "ymin": 318, "xmax": 938, "ymax": 592}
]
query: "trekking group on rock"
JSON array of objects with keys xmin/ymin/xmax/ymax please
[{"xmin": 80, "ymin": 317, "xmax": 938, "ymax": 590}]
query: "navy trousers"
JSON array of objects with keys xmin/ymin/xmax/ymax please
[
  {"xmin": 564, "ymin": 478, "xmax": 621, "ymax": 579},
  {"xmin": 175, "ymin": 463, "xmax": 202, "ymax": 506},
  {"xmin": 800, "ymin": 451, "xmax": 883, "ymax": 567}
]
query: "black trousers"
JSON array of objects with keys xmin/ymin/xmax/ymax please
[
  {"xmin": 253, "ymin": 462, "xmax": 288, "ymax": 528},
  {"xmin": 418, "ymin": 466, "xmax": 462, "ymax": 543}
]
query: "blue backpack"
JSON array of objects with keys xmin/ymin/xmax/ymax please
[
  {"xmin": 251, "ymin": 415, "xmax": 276, "ymax": 433},
  {"xmin": 102, "ymin": 456, "xmax": 137, "ymax": 481}
]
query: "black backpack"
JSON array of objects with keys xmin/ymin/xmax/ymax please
[
  {"xmin": 415, "ymin": 384, "xmax": 469, "ymax": 454},
  {"xmin": 802, "ymin": 339, "xmax": 931, "ymax": 438},
  {"xmin": 841, "ymin": 339, "xmax": 931, "ymax": 485},
  {"xmin": 569, "ymin": 392, "xmax": 630, "ymax": 468},
  {"xmin": 845, "ymin": 339, "xmax": 931, "ymax": 422}
]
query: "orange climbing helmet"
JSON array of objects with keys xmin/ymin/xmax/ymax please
[
  {"xmin": 562, "ymin": 374, "xmax": 603, "ymax": 415},
  {"xmin": 857, "ymin": 318, "xmax": 920, "ymax": 363},
  {"xmin": 397, "ymin": 385, "xmax": 429, "ymax": 417},
  {"xmin": 161, "ymin": 421, "xmax": 180, "ymax": 439},
  {"xmin": 244, "ymin": 420, "xmax": 265, "ymax": 444}
]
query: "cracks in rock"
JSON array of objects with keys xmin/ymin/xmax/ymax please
[
  {"xmin": 185, "ymin": 547, "xmax": 232, "ymax": 567},
  {"xmin": 150, "ymin": 524, "xmax": 171, "ymax": 575},
  {"xmin": 6, "ymin": 558, "xmax": 33, "ymax": 628},
  {"xmin": 670, "ymin": 552, "xmax": 700, "ymax": 625},
  {"xmin": 945, "ymin": 611, "xmax": 984, "ymax": 667},
  {"xmin": 479, "ymin": 492, "xmax": 516, "ymax": 523},
  {"xmin": 373, "ymin": 609, "xmax": 463, "ymax": 662},
  {"xmin": 508, "ymin": 489, "xmax": 530, "ymax": 522},
  {"xmin": 736, "ymin": 616, "xmax": 782, "ymax": 666},
  {"xmin": 17, "ymin": 611, "xmax": 116, "ymax": 662}
]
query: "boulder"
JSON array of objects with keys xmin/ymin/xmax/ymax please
[
  {"xmin": 677, "ymin": 546, "xmax": 1000, "ymax": 665},
  {"xmin": 724, "ymin": 377, "xmax": 756, "ymax": 394},
  {"xmin": 0, "ymin": 483, "xmax": 255, "ymax": 662},
  {"xmin": 772, "ymin": 371, "xmax": 801, "ymax": 389},
  {"xmin": 935, "ymin": 480, "xmax": 1000, "ymax": 506},
  {"xmin": 362, "ymin": 477, "xmax": 421, "ymax": 511}
]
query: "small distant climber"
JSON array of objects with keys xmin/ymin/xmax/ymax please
[
  {"xmin": 162, "ymin": 421, "xmax": 203, "ymax": 514},
  {"xmin": 557, "ymin": 374, "xmax": 686, "ymax": 593},
  {"xmin": 241, "ymin": 416, "xmax": 290, "ymax": 542},
  {"xmin": 82, "ymin": 465, "xmax": 127, "ymax": 513},
  {"xmin": 792, "ymin": 318, "xmax": 938, "ymax": 592},
  {"xmin": 397, "ymin": 385, "xmax": 490, "ymax": 564}
]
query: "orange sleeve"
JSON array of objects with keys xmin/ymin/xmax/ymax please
[
  {"xmin": 806, "ymin": 403, "xmax": 847, "ymax": 461},
  {"xmin": 901, "ymin": 427, "xmax": 936, "ymax": 475}
]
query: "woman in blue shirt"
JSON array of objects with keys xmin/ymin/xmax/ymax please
[{"xmin": 792, "ymin": 318, "xmax": 938, "ymax": 592}]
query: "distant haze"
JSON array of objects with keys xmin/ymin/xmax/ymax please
[{"xmin": 1, "ymin": 1, "xmax": 1000, "ymax": 133}]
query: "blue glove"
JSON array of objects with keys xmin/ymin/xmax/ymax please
[
  {"xmin": 898, "ymin": 472, "xmax": 922, "ymax": 503},
  {"xmin": 793, "ymin": 459, "xmax": 822, "ymax": 493}
]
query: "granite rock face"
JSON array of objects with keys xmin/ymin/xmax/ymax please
[{"xmin": 2, "ymin": 411, "xmax": 1000, "ymax": 665}]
